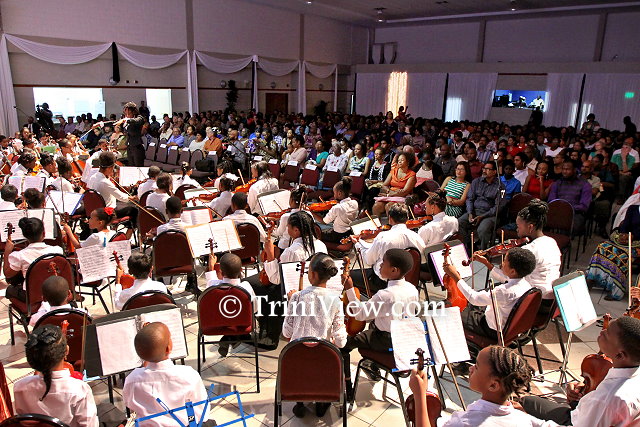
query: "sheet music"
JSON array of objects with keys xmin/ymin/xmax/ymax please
[
  {"xmin": 96, "ymin": 318, "xmax": 142, "ymax": 375},
  {"xmin": 27, "ymin": 209, "xmax": 56, "ymax": 240},
  {"xmin": 106, "ymin": 240, "xmax": 132, "ymax": 274},
  {"xmin": 554, "ymin": 274, "xmax": 597, "ymax": 332},
  {"xmin": 281, "ymin": 261, "xmax": 345, "ymax": 295},
  {"xmin": 429, "ymin": 243, "xmax": 472, "ymax": 282},
  {"xmin": 76, "ymin": 245, "xmax": 113, "ymax": 283},
  {"xmin": 7, "ymin": 176, "xmax": 23, "ymax": 193},
  {"xmin": 46, "ymin": 191, "xmax": 84, "ymax": 215},
  {"xmin": 183, "ymin": 188, "xmax": 218, "ymax": 207},
  {"xmin": 181, "ymin": 207, "xmax": 212, "ymax": 226},
  {"xmin": 23, "ymin": 176, "xmax": 46, "ymax": 192},
  {"xmin": 258, "ymin": 190, "xmax": 291, "ymax": 215},
  {"xmin": 119, "ymin": 167, "xmax": 149, "ymax": 187},
  {"xmin": 184, "ymin": 220, "xmax": 241, "ymax": 256},
  {"xmin": 390, "ymin": 317, "xmax": 429, "ymax": 371},
  {"xmin": 0, "ymin": 210, "xmax": 26, "ymax": 241},
  {"xmin": 140, "ymin": 308, "xmax": 188, "ymax": 359},
  {"xmin": 425, "ymin": 307, "xmax": 471, "ymax": 365},
  {"xmin": 350, "ymin": 218, "xmax": 382, "ymax": 235}
]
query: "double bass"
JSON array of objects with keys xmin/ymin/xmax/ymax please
[{"xmin": 441, "ymin": 244, "xmax": 467, "ymax": 310}]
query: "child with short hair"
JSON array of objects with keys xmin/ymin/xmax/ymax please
[
  {"xmin": 137, "ymin": 165, "xmax": 161, "ymax": 196},
  {"xmin": 14, "ymin": 325, "xmax": 98, "ymax": 426},
  {"xmin": 29, "ymin": 276, "xmax": 79, "ymax": 326},
  {"xmin": 114, "ymin": 251, "xmax": 168, "ymax": 310},
  {"xmin": 310, "ymin": 177, "xmax": 358, "ymax": 243},
  {"xmin": 62, "ymin": 207, "xmax": 116, "ymax": 249},
  {"xmin": 273, "ymin": 185, "xmax": 306, "ymax": 250},
  {"xmin": 123, "ymin": 322, "xmax": 215, "ymax": 427},
  {"xmin": 0, "ymin": 184, "xmax": 18, "ymax": 210},
  {"xmin": 224, "ymin": 192, "xmax": 267, "ymax": 242},
  {"xmin": 156, "ymin": 196, "xmax": 185, "ymax": 234}
]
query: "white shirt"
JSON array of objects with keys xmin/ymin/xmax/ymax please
[
  {"xmin": 570, "ymin": 366, "xmax": 640, "ymax": 427},
  {"xmin": 224, "ymin": 210, "xmax": 266, "ymax": 241},
  {"xmin": 156, "ymin": 218, "xmax": 185, "ymax": 235},
  {"xmin": 29, "ymin": 302, "xmax": 74, "ymax": 327},
  {"xmin": 145, "ymin": 191, "xmax": 170, "ymax": 218},
  {"xmin": 188, "ymin": 139, "xmax": 206, "ymax": 152},
  {"xmin": 175, "ymin": 175, "xmax": 200, "ymax": 189},
  {"xmin": 14, "ymin": 370, "xmax": 99, "ymax": 427},
  {"xmin": 137, "ymin": 178, "xmax": 158, "ymax": 197},
  {"xmin": 323, "ymin": 198, "xmax": 359, "ymax": 233},
  {"xmin": 113, "ymin": 277, "xmax": 168, "ymax": 311},
  {"xmin": 248, "ymin": 177, "xmax": 279, "ymax": 215},
  {"xmin": 51, "ymin": 176, "xmax": 75, "ymax": 193},
  {"xmin": 613, "ymin": 147, "xmax": 640, "ymax": 163},
  {"xmin": 456, "ymin": 277, "xmax": 532, "ymax": 331},
  {"xmin": 346, "ymin": 279, "xmax": 419, "ymax": 332},
  {"xmin": 123, "ymin": 359, "xmax": 209, "ymax": 427},
  {"xmin": 514, "ymin": 168, "xmax": 529, "ymax": 186},
  {"xmin": 283, "ymin": 286, "xmax": 347, "ymax": 348},
  {"xmin": 0, "ymin": 200, "xmax": 16, "ymax": 210},
  {"xmin": 81, "ymin": 230, "xmax": 116, "ymax": 248},
  {"xmin": 87, "ymin": 172, "xmax": 129, "ymax": 208},
  {"xmin": 274, "ymin": 208, "xmax": 299, "ymax": 250},
  {"xmin": 444, "ymin": 398, "xmax": 553, "ymax": 426},
  {"xmin": 418, "ymin": 212, "xmax": 458, "ymax": 247},
  {"xmin": 210, "ymin": 191, "xmax": 233, "ymax": 218},
  {"xmin": 544, "ymin": 146, "xmax": 563, "ymax": 157},
  {"xmin": 263, "ymin": 237, "xmax": 328, "ymax": 285},
  {"xmin": 356, "ymin": 223, "xmax": 426, "ymax": 278},
  {"xmin": 324, "ymin": 153, "xmax": 348, "ymax": 173},
  {"xmin": 8, "ymin": 242, "xmax": 64, "ymax": 288},
  {"xmin": 205, "ymin": 273, "xmax": 257, "ymax": 312}
]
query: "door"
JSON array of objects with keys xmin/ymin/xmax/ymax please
[{"xmin": 265, "ymin": 93, "xmax": 288, "ymax": 115}]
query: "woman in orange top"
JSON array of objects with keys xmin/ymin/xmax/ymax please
[
  {"xmin": 372, "ymin": 152, "xmax": 417, "ymax": 217},
  {"xmin": 203, "ymin": 126, "xmax": 223, "ymax": 158}
]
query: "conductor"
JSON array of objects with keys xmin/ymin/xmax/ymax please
[{"xmin": 120, "ymin": 102, "xmax": 145, "ymax": 167}]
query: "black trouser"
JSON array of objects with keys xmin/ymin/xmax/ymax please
[
  {"xmin": 341, "ymin": 325, "xmax": 392, "ymax": 381},
  {"xmin": 246, "ymin": 273, "xmax": 284, "ymax": 350},
  {"xmin": 461, "ymin": 304, "xmax": 497, "ymax": 341},
  {"xmin": 350, "ymin": 268, "xmax": 388, "ymax": 295},
  {"xmin": 321, "ymin": 229, "xmax": 351, "ymax": 244},
  {"xmin": 115, "ymin": 205, "xmax": 138, "ymax": 228},
  {"xmin": 127, "ymin": 144, "xmax": 145, "ymax": 167},
  {"xmin": 521, "ymin": 395, "xmax": 576, "ymax": 425},
  {"xmin": 5, "ymin": 283, "xmax": 26, "ymax": 302}
]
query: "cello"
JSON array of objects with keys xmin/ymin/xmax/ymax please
[
  {"xmin": 404, "ymin": 348, "xmax": 442, "ymax": 427},
  {"xmin": 441, "ymin": 244, "xmax": 468, "ymax": 310}
]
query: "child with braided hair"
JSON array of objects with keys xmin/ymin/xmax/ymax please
[{"xmin": 13, "ymin": 324, "xmax": 98, "ymax": 426}]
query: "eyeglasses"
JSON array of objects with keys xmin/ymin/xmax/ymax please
[{"xmin": 483, "ymin": 167, "xmax": 495, "ymax": 171}]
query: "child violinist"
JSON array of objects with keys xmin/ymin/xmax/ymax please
[
  {"xmin": 29, "ymin": 276, "xmax": 83, "ymax": 327},
  {"xmin": 61, "ymin": 207, "xmax": 116, "ymax": 249},
  {"xmin": 176, "ymin": 161, "xmax": 200, "ymax": 188},
  {"xmin": 247, "ymin": 160, "xmax": 279, "ymax": 215},
  {"xmin": 145, "ymin": 172, "xmax": 173, "ymax": 218},
  {"xmin": 209, "ymin": 174, "xmax": 234, "ymax": 218},
  {"xmin": 417, "ymin": 189, "xmax": 459, "ymax": 247},
  {"xmin": 310, "ymin": 177, "xmax": 358, "ymax": 243},
  {"xmin": 272, "ymin": 185, "xmax": 306, "ymax": 250}
]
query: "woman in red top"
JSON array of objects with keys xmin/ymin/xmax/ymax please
[
  {"xmin": 523, "ymin": 160, "xmax": 554, "ymax": 200},
  {"xmin": 506, "ymin": 136, "xmax": 525, "ymax": 157},
  {"xmin": 372, "ymin": 152, "xmax": 417, "ymax": 217}
]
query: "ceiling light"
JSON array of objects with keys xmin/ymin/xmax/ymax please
[
  {"xmin": 375, "ymin": 7, "xmax": 386, "ymax": 22},
  {"xmin": 510, "ymin": 0, "xmax": 516, "ymax": 10},
  {"xmin": 306, "ymin": 0, "xmax": 312, "ymax": 4}
]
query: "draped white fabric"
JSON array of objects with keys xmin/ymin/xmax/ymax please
[
  {"xmin": 355, "ymin": 73, "xmax": 389, "ymax": 116},
  {"xmin": 258, "ymin": 58, "xmax": 299, "ymax": 76},
  {"xmin": 333, "ymin": 68, "xmax": 338, "ymax": 113},
  {"xmin": 305, "ymin": 62, "xmax": 336, "ymax": 79},
  {"xmin": 187, "ymin": 51, "xmax": 199, "ymax": 114},
  {"xmin": 543, "ymin": 73, "xmax": 584, "ymax": 127},
  {"xmin": 406, "ymin": 73, "xmax": 447, "ymax": 120},
  {"xmin": 581, "ymin": 73, "xmax": 640, "ymax": 131},
  {"xmin": 0, "ymin": 35, "xmax": 18, "ymax": 136},
  {"xmin": 195, "ymin": 51, "xmax": 256, "ymax": 74},
  {"xmin": 4, "ymin": 34, "xmax": 110, "ymax": 65},
  {"xmin": 252, "ymin": 61, "xmax": 259, "ymax": 112},
  {"xmin": 445, "ymin": 73, "xmax": 498, "ymax": 122},
  {"xmin": 297, "ymin": 62, "xmax": 306, "ymax": 115},
  {"xmin": 116, "ymin": 44, "xmax": 186, "ymax": 69}
]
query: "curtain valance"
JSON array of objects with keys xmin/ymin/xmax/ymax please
[
  {"xmin": 5, "ymin": 34, "xmax": 110, "ymax": 65},
  {"xmin": 117, "ymin": 44, "xmax": 186, "ymax": 69}
]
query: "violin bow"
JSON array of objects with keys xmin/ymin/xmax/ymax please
[
  {"xmin": 109, "ymin": 177, "xmax": 165, "ymax": 224},
  {"xmin": 353, "ymin": 246, "xmax": 372, "ymax": 298},
  {"xmin": 629, "ymin": 232, "xmax": 633, "ymax": 310},
  {"xmin": 429, "ymin": 316, "xmax": 467, "ymax": 410},
  {"xmin": 470, "ymin": 232, "xmax": 475, "ymax": 290},
  {"xmin": 488, "ymin": 278, "xmax": 505, "ymax": 347},
  {"xmin": 364, "ymin": 210, "xmax": 378, "ymax": 230}
]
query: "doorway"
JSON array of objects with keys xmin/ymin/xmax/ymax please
[{"xmin": 265, "ymin": 93, "xmax": 288, "ymax": 115}]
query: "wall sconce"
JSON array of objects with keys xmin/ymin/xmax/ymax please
[
  {"xmin": 220, "ymin": 80, "xmax": 227, "ymax": 88},
  {"xmin": 244, "ymin": 80, "xmax": 251, "ymax": 88},
  {"xmin": 319, "ymin": 83, "xmax": 324, "ymax": 90},
  {"xmin": 270, "ymin": 81, "xmax": 277, "ymax": 89}
]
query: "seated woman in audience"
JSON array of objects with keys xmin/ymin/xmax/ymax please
[
  {"xmin": 372, "ymin": 152, "xmax": 417, "ymax": 217},
  {"xmin": 289, "ymin": 134, "xmax": 308, "ymax": 166},
  {"xmin": 280, "ymin": 141, "xmax": 294, "ymax": 168},
  {"xmin": 363, "ymin": 147, "xmax": 391, "ymax": 210},
  {"xmin": 346, "ymin": 142, "xmax": 371, "ymax": 176},
  {"xmin": 4, "ymin": 217, "xmax": 64, "ymax": 302},
  {"xmin": 187, "ymin": 130, "xmax": 206, "ymax": 152},
  {"xmin": 414, "ymin": 150, "xmax": 444, "ymax": 185},
  {"xmin": 145, "ymin": 172, "xmax": 173, "ymax": 219},
  {"xmin": 586, "ymin": 194, "xmax": 640, "ymax": 301},
  {"xmin": 311, "ymin": 140, "xmax": 329, "ymax": 170},
  {"xmin": 440, "ymin": 161, "xmax": 470, "ymax": 218},
  {"xmin": 523, "ymin": 160, "xmax": 553, "ymax": 200},
  {"xmin": 247, "ymin": 160, "xmax": 279, "ymax": 215},
  {"xmin": 183, "ymin": 124, "xmax": 197, "ymax": 148},
  {"xmin": 62, "ymin": 207, "xmax": 116, "ymax": 249},
  {"xmin": 13, "ymin": 325, "xmax": 98, "ymax": 426},
  {"xmin": 175, "ymin": 162, "xmax": 200, "ymax": 189},
  {"xmin": 547, "ymin": 151, "xmax": 565, "ymax": 180}
]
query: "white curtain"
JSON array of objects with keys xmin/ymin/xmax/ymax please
[
  {"xmin": 543, "ymin": 73, "xmax": 584, "ymax": 127},
  {"xmin": 333, "ymin": 68, "xmax": 338, "ymax": 113},
  {"xmin": 187, "ymin": 51, "xmax": 199, "ymax": 114},
  {"xmin": 4, "ymin": 34, "xmax": 110, "ymax": 65},
  {"xmin": 445, "ymin": 73, "xmax": 497, "ymax": 122},
  {"xmin": 252, "ymin": 61, "xmax": 259, "ymax": 112},
  {"xmin": 406, "ymin": 73, "xmax": 447, "ymax": 119},
  {"xmin": 195, "ymin": 51, "xmax": 256, "ymax": 74},
  {"xmin": 304, "ymin": 62, "xmax": 336, "ymax": 79},
  {"xmin": 582, "ymin": 74, "xmax": 640, "ymax": 130},
  {"xmin": 0, "ymin": 35, "xmax": 18, "ymax": 136},
  {"xmin": 355, "ymin": 73, "xmax": 389, "ymax": 116},
  {"xmin": 258, "ymin": 58, "xmax": 299, "ymax": 76},
  {"xmin": 297, "ymin": 61, "xmax": 306, "ymax": 115},
  {"xmin": 117, "ymin": 44, "xmax": 186, "ymax": 69}
]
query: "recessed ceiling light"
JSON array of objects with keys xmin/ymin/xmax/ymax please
[
  {"xmin": 510, "ymin": 0, "xmax": 516, "ymax": 10},
  {"xmin": 306, "ymin": 0, "xmax": 312, "ymax": 4}
]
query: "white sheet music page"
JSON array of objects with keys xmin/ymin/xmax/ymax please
[
  {"xmin": 46, "ymin": 191, "xmax": 84, "ymax": 215},
  {"xmin": 23, "ymin": 176, "xmax": 46, "ymax": 192},
  {"xmin": 390, "ymin": 317, "xmax": 429, "ymax": 371},
  {"xmin": 7, "ymin": 176, "xmax": 23, "ymax": 193},
  {"xmin": 184, "ymin": 223, "xmax": 213, "ymax": 257},
  {"xmin": 0, "ymin": 210, "xmax": 26, "ymax": 241},
  {"xmin": 96, "ymin": 318, "xmax": 142, "ymax": 375},
  {"xmin": 27, "ymin": 209, "xmax": 56, "ymax": 240},
  {"xmin": 425, "ymin": 307, "xmax": 471, "ymax": 365},
  {"xmin": 430, "ymin": 243, "xmax": 472, "ymax": 283},
  {"xmin": 258, "ymin": 190, "xmax": 291, "ymax": 215},
  {"xmin": 208, "ymin": 220, "xmax": 242, "ymax": 253},
  {"xmin": 181, "ymin": 207, "xmax": 212, "ymax": 226},
  {"xmin": 119, "ymin": 167, "xmax": 149, "ymax": 187},
  {"xmin": 140, "ymin": 308, "xmax": 188, "ymax": 360},
  {"xmin": 554, "ymin": 274, "xmax": 597, "ymax": 332},
  {"xmin": 76, "ymin": 246, "xmax": 112, "ymax": 283},
  {"xmin": 281, "ymin": 262, "xmax": 310, "ymax": 295},
  {"xmin": 106, "ymin": 240, "xmax": 132, "ymax": 274}
]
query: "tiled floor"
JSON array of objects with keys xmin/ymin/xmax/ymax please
[{"xmin": 0, "ymin": 228, "xmax": 633, "ymax": 426}]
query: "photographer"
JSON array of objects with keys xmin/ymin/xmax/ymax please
[{"xmin": 35, "ymin": 103, "xmax": 54, "ymax": 135}]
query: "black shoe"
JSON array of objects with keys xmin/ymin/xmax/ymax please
[
  {"xmin": 362, "ymin": 360, "xmax": 382, "ymax": 382},
  {"xmin": 185, "ymin": 283, "xmax": 202, "ymax": 298},
  {"xmin": 292, "ymin": 402, "xmax": 306, "ymax": 418},
  {"xmin": 218, "ymin": 344, "xmax": 230, "ymax": 357},
  {"xmin": 315, "ymin": 402, "xmax": 331, "ymax": 417},
  {"xmin": 451, "ymin": 362, "xmax": 470, "ymax": 376}
]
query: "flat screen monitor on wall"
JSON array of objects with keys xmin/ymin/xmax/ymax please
[
  {"xmin": 33, "ymin": 87, "xmax": 106, "ymax": 119},
  {"xmin": 493, "ymin": 90, "xmax": 546, "ymax": 111}
]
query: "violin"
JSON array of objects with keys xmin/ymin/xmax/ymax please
[
  {"xmin": 626, "ymin": 291, "xmax": 640, "ymax": 319},
  {"xmin": 405, "ymin": 348, "xmax": 442, "ymax": 427},
  {"xmin": 441, "ymin": 244, "xmax": 468, "ymax": 311},
  {"xmin": 406, "ymin": 215, "xmax": 433, "ymax": 230},
  {"xmin": 462, "ymin": 237, "xmax": 530, "ymax": 266},
  {"xmin": 234, "ymin": 178, "xmax": 256, "ymax": 193},
  {"xmin": 259, "ymin": 220, "xmax": 277, "ymax": 285},
  {"xmin": 340, "ymin": 225, "xmax": 391, "ymax": 245},
  {"xmin": 307, "ymin": 199, "xmax": 337, "ymax": 213},
  {"xmin": 341, "ymin": 257, "xmax": 367, "ymax": 336},
  {"xmin": 298, "ymin": 260, "xmax": 306, "ymax": 292},
  {"xmin": 262, "ymin": 207, "xmax": 293, "ymax": 222},
  {"xmin": 182, "ymin": 192, "xmax": 219, "ymax": 206},
  {"xmin": 60, "ymin": 320, "xmax": 84, "ymax": 380},
  {"xmin": 579, "ymin": 314, "xmax": 613, "ymax": 395},
  {"xmin": 113, "ymin": 250, "xmax": 135, "ymax": 289}
]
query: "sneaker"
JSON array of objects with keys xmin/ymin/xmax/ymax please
[
  {"xmin": 292, "ymin": 402, "xmax": 306, "ymax": 418},
  {"xmin": 315, "ymin": 402, "xmax": 331, "ymax": 417}
]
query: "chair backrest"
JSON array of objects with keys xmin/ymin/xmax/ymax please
[
  {"xmin": 109, "ymin": 231, "xmax": 128, "ymax": 242},
  {"xmin": 546, "ymin": 199, "xmax": 574, "ymax": 236},
  {"xmin": 277, "ymin": 338, "xmax": 343, "ymax": 402},
  {"xmin": 44, "ymin": 222, "xmax": 65, "ymax": 249},
  {"xmin": 423, "ymin": 179, "xmax": 440, "ymax": 192},
  {"xmin": 282, "ymin": 164, "xmax": 300, "ymax": 183},
  {"xmin": 321, "ymin": 170, "xmax": 341, "ymax": 189},
  {"xmin": 139, "ymin": 190, "xmax": 153, "ymax": 206},
  {"xmin": 404, "ymin": 247, "xmax": 422, "ymax": 289},
  {"xmin": 175, "ymin": 184, "xmax": 197, "ymax": 200},
  {"xmin": 0, "ymin": 363, "xmax": 13, "ymax": 420},
  {"xmin": 25, "ymin": 255, "xmax": 75, "ymax": 315},
  {"xmin": 155, "ymin": 144, "xmax": 169, "ymax": 164},
  {"xmin": 268, "ymin": 162, "xmax": 281, "ymax": 180},
  {"xmin": 166, "ymin": 146, "xmax": 180, "ymax": 165},
  {"xmin": 145, "ymin": 142, "xmax": 158, "ymax": 161},
  {"xmin": 350, "ymin": 175, "xmax": 365, "ymax": 196},
  {"xmin": 299, "ymin": 168, "xmax": 320, "ymax": 187},
  {"xmin": 0, "ymin": 414, "xmax": 69, "ymax": 427},
  {"xmin": 507, "ymin": 192, "xmax": 534, "ymax": 222},
  {"xmin": 178, "ymin": 148, "xmax": 191, "ymax": 166},
  {"xmin": 502, "ymin": 288, "xmax": 542, "ymax": 344},
  {"xmin": 197, "ymin": 285, "xmax": 254, "ymax": 336},
  {"xmin": 231, "ymin": 223, "xmax": 262, "ymax": 261},
  {"xmin": 138, "ymin": 206, "xmax": 166, "ymax": 238},
  {"xmin": 81, "ymin": 189, "xmax": 106, "ymax": 218},
  {"xmin": 34, "ymin": 308, "xmax": 92, "ymax": 367},
  {"xmin": 189, "ymin": 150, "xmax": 204, "ymax": 168},
  {"xmin": 122, "ymin": 290, "xmax": 176, "ymax": 311},
  {"xmin": 153, "ymin": 230, "xmax": 193, "ymax": 273}
]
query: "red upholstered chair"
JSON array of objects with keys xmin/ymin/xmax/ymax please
[
  {"xmin": 299, "ymin": 167, "xmax": 320, "ymax": 188},
  {"xmin": 81, "ymin": 189, "xmax": 130, "ymax": 229},
  {"xmin": 122, "ymin": 290, "xmax": 176, "ymax": 311},
  {"xmin": 138, "ymin": 206, "xmax": 165, "ymax": 249},
  {"xmin": 196, "ymin": 285, "xmax": 259, "ymax": 390},
  {"xmin": 308, "ymin": 170, "xmax": 341, "ymax": 200},
  {"xmin": 281, "ymin": 164, "xmax": 300, "ymax": 189},
  {"xmin": 152, "ymin": 144, "xmax": 169, "ymax": 166},
  {"xmin": 174, "ymin": 184, "xmax": 197, "ymax": 200},
  {"xmin": 152, "ymin": 230, "xmax": 194, "ymax": 281},
  {"xmin": 143, "ymin": 142, "xmax": 158, "ymax": 166},
  {"xmin": 231, "ymin": 223, "xmax": 262, "ymax": 275},
  {"xmin": 517, "ymin": 301, "xmax": 565, "ymax": 374},
  {"xmin": 139, "ymin": 190, "xmax": 153, "ymax": 207},
  {"xmin": 8, "ymin": 254, "xmax": 75, "ymax": 345},
  {"xmin": 274, "ymin": 338, "xmax": 347, "ymax": 427},
  {"xmin": 34, "ymin": 308, "xmax": 93, "ymax": 371},
  {"xmin": 404, "ymin": 247, "xmax": 422, "ymax": 290},
  {"xmin": 0, "ymin": 362, "xmax": 14, "ymax": 420},
  {"xmin": 178, "ymin": 148, "xmax": 191, "ymax": 168},
  {"xmin": 0, "ymin": 414, "xmax": 68, "ymax": 427},
  {"xmin": 350, "ymin": 175, "xmax": 366, "ymax": 197},
  {"xmin": 268, "ymin": 162, "xmax": 281, "ymax": 180},
  {"xmin": 498, "ymin": 192, "xmax": 533, "ymax": 240},
  {"xmin": 545, "ymin": 199, "xmax": 574, "ymax": 274},
  {"xmin": 422, "ymin": 179, "xmax": 440, "ymax": 192}
]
